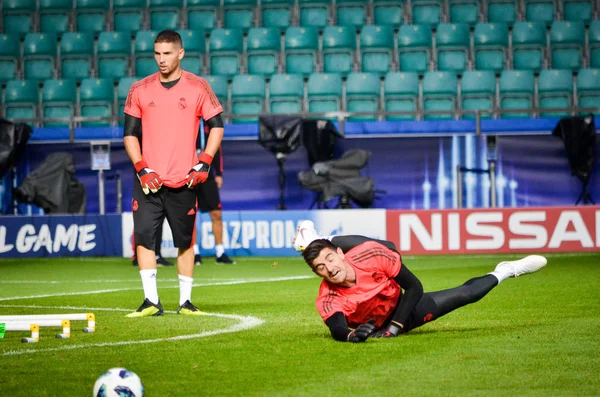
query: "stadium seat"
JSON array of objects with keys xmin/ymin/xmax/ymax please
[
  {"xmin": 204, "ymin": 75, "xmax": 229, "ymax": 110},
  {"xmin": 149, "ymin": 0, "xmax": 184, "ymax": 31},
  {"xmin": 79, "ymin": 78, "xmax": 114, "ymax": 126},
  {"xmin": 4, "ymin": 80, "xmax": 39, "ymax": 121},
  {"xmin": 563, "ymin": 0, "xmax": 593, "ymax": 23},
  {"xmin": 383, "ymin": 71, "xmax": 419, "ymax": 120},
  {"xmin": 134, "ymin": 31, "xmax": 159, "ymax": 77},
  {"xmin": 176, "ymin": 30, "xmax": 206, "ymax": 75},
  {"xmin": 448, "ymin": 0, "xmax": 480, "ymax": 25},
  {"xmin": 231, "ymin": 75, "xmax": 265, "ymax": 123},
  {"xmin": 411, "ymin": 0, "xmax": 443, "ymax": 26},
  {"xmin": 524, "ymin": 0, "xmax": 555, "ymax": 24},
  {"xmin": 284, "ymin": 27, "xmax": 319, "ymax": 76},
  {"xmin": 75, "ymin": 0, "xmax": 109, "ymax": 33},
  {"xmin": 435, "ymin": 23, "xmax": 470, "ymax": 72},
  {"xmin": 23, "ymin": 33, "xmax": 58, "ymax": 81},
  {"xmin": 187, "ymin": 0, "xmax": 219, "ymax": 30},
  {"xmin": 0, "ymin": 34, "xmax": 21, "ymax": 82},
  {"xmin": 473, "ymin": 23, "xmax": 509, "ymax": 71},
  {"xmin": 113, "ymin": 0, "xmax": 147, "ymax": 33},
  {"xmin": 247, "ymin": 28, "xmax": 281, "ymax": 76},
  {"xmin": 589, "ymin": 21, "xmax": 600, "ymax": 69},
  {"xmin": 538, "ymin": 69, "xmax": 573, "ymax": 118},
  {"xmin": 550, "ymin": 21, "xmax": 585, "ymax": 71},
  {"xmin": 307, "ymin": 73, "xmax": 343, "ymax": 120},
  {"xmin": 269, "ymin": 74, "xmax": 304, "ymax": 114},
  {"xmin": 460, "ymin": 70, "xmax": 496, "ymax": 119},
  {"xmin": 223, "ymin": 0, "xmax": 256, "ymax": 30},
  {"xmin": 261, "ymin": 0, "xmax": 294, "ymax": 29},
  {"xmin": 335, "ymin": 0, "xmax": 367, "ymax": 28},
  {"xmin": 346, "ymin": 72, "xmax": 380, "ymax": 121},
  {"xmin": 577, "ymin": 69, "xmax": 600, "ymax": 116},
  {"xmin": 322, "ymin": 26, "xmax": 356, "ymax": 74},
  {"xmin": 372, "ymin": 0, "xmax": 404, "ymax": 27},
  {"xmin": 39, "ymin": 0, "xmax": 73, "ymax": 34},
  {"xmin": 2, "ymin": 0, "xmax": 36, "ymax": 36},
  {"xmin": 423, "ymin": 71, "xmax": 458, "ymax": 120},
  {"xmin": 486, "ymin": 0, "xmax": 518, "ymax": 24},
  {"xmin": 117, "ymin": 76, "xmax": 140, "ymax": 124},
  {"xmin": 360, "ymin": 25, "xmax": 395, "ymax": 74},
  {"xmin": 209, "ymin": 29, "xmax": 244, "ymax": 76},
  {"xmin": 97, "ymin": 32, "xmax": 132, "ymax": 80},
  {"xmin": 42, "ymin": 79, "xmax": 77, "ymax": 127},
  {"xmin": 60, "ymin": 32, "xmax": 95, "ymax": 80},
  {"xmin": 397, "ymin": 25, "xmax": 432, "ymax": 73},
  {"xmin": 298, "ymin": 0, "xmax": 330, "ymax": 28},
  {"xmin": 512, "ymin": 22, "xmax": 547, "ymax": 71},
  {"xmin": 499, "ymin": 70, "xmax": 535, "ymax": 119}
]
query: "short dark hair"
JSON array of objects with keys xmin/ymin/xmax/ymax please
[
  {"xmin": 302, "ymin": 239, "xmax": 337, "ymax": 267},
  {"xmin": 155, "ymin": 30, "xmax": 182, "ymax": 47}
]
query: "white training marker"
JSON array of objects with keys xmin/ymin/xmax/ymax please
[{"xmin": 0, "ymin": 313, "xmax": 95, "ymax": 333}]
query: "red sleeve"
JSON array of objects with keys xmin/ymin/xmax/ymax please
[
  {"xmin": 315, "ymin": 283, "xmax": 348, "ymax": 322},
  {"xmin": 124, "ymin": 83, "xmax": 142, "ymax": 118},
  {"xmin": 197, "ymin": 78, "xmax": 223, "ymax": 120}
]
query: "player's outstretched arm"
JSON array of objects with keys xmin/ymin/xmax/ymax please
[
  {"xmin": 331, "ymin": 235, "xmax": 399, "ymax": 253},
  {"xmin": 325, "ymin": 312, "xmax": 376, "ymax": 343}
]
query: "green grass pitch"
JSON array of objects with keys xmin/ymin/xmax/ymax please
[{"xmin": 0, "ymin": 253, "xmax": 599, "ymax": 396}]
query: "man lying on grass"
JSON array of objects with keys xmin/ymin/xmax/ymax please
[{"xmin": 293, "ymin": 221, "xmax": 547, "ymax": 343}]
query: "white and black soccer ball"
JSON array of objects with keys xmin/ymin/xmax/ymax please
[{"xmin": 93, "ymin": 367, "xmax": 144, "ymax": 397}]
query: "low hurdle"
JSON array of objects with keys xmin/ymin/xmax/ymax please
[
  {"xmin": 0, "ymin": 313, "xmax": 95, "ymax": 333},
  {"xmin": 0, "ymin": 323, "xmax": 40, "ymax": 343},
  {"xmin": 0, "ymin": 320, "xmax": 70, "ymax": 342}
]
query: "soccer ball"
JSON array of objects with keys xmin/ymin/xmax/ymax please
[{"xmin": 93, "ymin": 367, "xmax": 144, "ymax": 397}]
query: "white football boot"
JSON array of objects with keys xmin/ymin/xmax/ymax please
[
  {"xmin": 493, "ymin": 255, "xmax": 547, "ymax": 278},
  {"xmin": 293, "ymin": 220, "xmax": 322, "ymax": 252}
]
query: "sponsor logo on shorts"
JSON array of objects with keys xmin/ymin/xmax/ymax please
[
  {"xmin": 187, "ymin": 208, "xmax": 196, "ymax": 215},
  {"xmin": 132, "ymin": 199, "xmax": 139, "ymax": 211}
]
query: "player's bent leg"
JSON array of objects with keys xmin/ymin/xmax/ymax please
[{"xmin": 126, "ymin": 298, "xmax": 164, "ymax": 318}]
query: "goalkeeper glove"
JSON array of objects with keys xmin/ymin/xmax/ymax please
[
  {"xmin": 347, "ymin": 319, "xmax": 376, "ymax": 343},
  {"xmin": 186, "ymin": 153, "xmax": 213, "ymax": 188},
  {"xmin": 372, "ymin": 322, "xmax": 403, "ymax": 338},
  {"xmin": 134, "ymin": 160, "xmax": 163, "ymax": 195}
]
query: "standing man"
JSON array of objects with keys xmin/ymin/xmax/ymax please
[{"xmin": 123, "ymin": 30, "xmax": 225, "ymax": 317}]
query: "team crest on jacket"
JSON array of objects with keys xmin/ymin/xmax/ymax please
[
  {"xmin": 372, "ymin": 272, "xmax": 385, "ymax": 283},
  {"xmin": 179, "ymin": 97, "xmax": 187, "ymax": 110}
]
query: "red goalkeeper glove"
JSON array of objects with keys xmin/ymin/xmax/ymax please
[
  {"xmin": 186, "ymin": 153, "xmax": 213, "ymax": 188},
  {"xmin": 134, "ymin": 160, "xmax": 163, "ymax": 195}
]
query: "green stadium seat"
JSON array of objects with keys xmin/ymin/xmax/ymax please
[
  {"xmin": 486, "ymin": 0, "xmax": 517, "ymax": 24},
  {"xmin": 117, "ymin": 76, "xmax": 140, "ymax": 125},
  {"xmin": 372, "ymin": 0, "xmax": 404, "ymax": 27},
  {"xmin": 589, "ymin": 21, "xmax": 600, "ymax": 69},
  {"xmin": 397, "ymin": 25, "xmax": 432, "ymax": 73},
  {"xmin": 247, "ymin": 28, "xmax": 281, "ymax": 76},
  {"xmin": 186, "ymin": 0, "xmax": 219, "ymax": 30},
  {"xmin": 524, "ymin": 0, "xmax": 555, "ymax": 24},
  {"xmin": 550, "ymin": 21, "xmax": 585, "ymax": 71},
  {"xmin": 435, "ymin": 23, "xmax": 470, "ymax": 72},
  {"xmin": 336, "ymin": 0, "xmax": 367, "ymax": 28},
  {"xmin": 261, "ymin": 0, "xmax": 294, "ymax": 29},
  {"xmin": 538, "ymin": 69, "xmax": 573, "ymax": 118},
  {"xmin": 322, "ymin": 26, "xmax": 356, "ymax": 74},
  {"xmin": 204, "ymin": 75, "xmax": 229, "ymax": 110},
  {"xmin": 97, "ymin": 32, "xmax": 132, "ymax": 80},
  {"xmin": 360, "ymin": 25, "xmax": 395, "ymax": 74},
  {"xmin": 149, "ymin": 0, "xmax": 183, "ymax": 31},
  {"xmin": 75, "ymin": 0, "xmax": 109, "ymax": 33},
  {"xmin": 113, "ymin": 0, "xmax": 147, "ymax": 33},
  {"xmin": 460, "ymin": 70, "xmax": 496, "ymax": 119},
  {"xmin": 23, "ymin": 33, "xmax": 58, "ymax": 81},
  {"xmin": 4, "ymin": 80, "xmax": 39, "ymax": 121},
  {"xmin": 383, "ymin": 72, "xmax": 419, "ymax": 120},
  {"xmin": 2, "ymin": 0, "xmax": 36, "ymax": 36},
  {"xmin": 0, "ymin": 34, "xmax": 21, "ymax": 82},
  {"xmin": 176, "ymin": 30, "xmax": 206, "ymax": 75},
  {"xmin": 284, "ymin": 27, "xmax": 319, "ymax": 76},
  {"xmin": 563, "ymin": 0, "xmax": 593, "ymax": 23},
  {"xmin": 411, "ymin": 0, "xmax": 443, "ymax": 26},
  {"xmin": 346, "ymin": 72, "xmax": 380, "ymax": 121},
  {"xmin": 39, "ymin": 0, "xmax": 73, "ymax": 34},
  {"xmin": 298, "ymin": 0, "xmax": 330, "ymax": 28},
  {"xmin": 423, "ymin": 71, "xmax": 457, "ymax": 120},
  {"xmin": 60, "ymin": 32, "xmax": 95, "ymax": 80},
  {"xmin": 231, "ymin": 75, "xmax": 265, "ymax": 123},
  {"xmin": 307, "ymin": 73, "xmax": 343, "ymax": 120},
  {"xmin": 209, "ymin": 29, "xmax": 244, "ymax": 76},
  {"xmin": 223, "ymin": 0, "xmax": 256, "ymax": 30},
  {"xmin": 576, "ymin": 69, "xmax": 600, "ymax": 116},
  {"xmin": 269, "ymin": 74, "xmax": 304, "ymax": 114},
  {"xmin": 512, "ymin": 22, "xmax": 547, "ymax": 71},
  {"xmin": 79, "ymin": 78, "xmax": 114, "ymax": 126},
  {"xmin": 448, "ymin": 0, "xmax": 480, "ymax": 25},
  {"xmin": 134, "ymin": 31, "xmax": 159, "ymax": 77},
  {"xmin": 42, "ymin": 79, "xmax": 77, "ymax": 127},
  {"xmin": 473, "ymin": 23, "xmax": 509, "ymax": 72},
  {"xmin": 499, "ymin": 70, "xmax": 535, "ymax": 119}
]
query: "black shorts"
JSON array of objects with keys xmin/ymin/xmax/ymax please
[
  {"xmin": 384, "ymin": 293, "xmax": 439, "ymax": 333},
  {"xmin": 132, "ymin": 181, "xmax": 197, "ymax": 250},
  {"xmin": 196, "ymin": 174, "xmax": 222, "ymax": 213}
]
